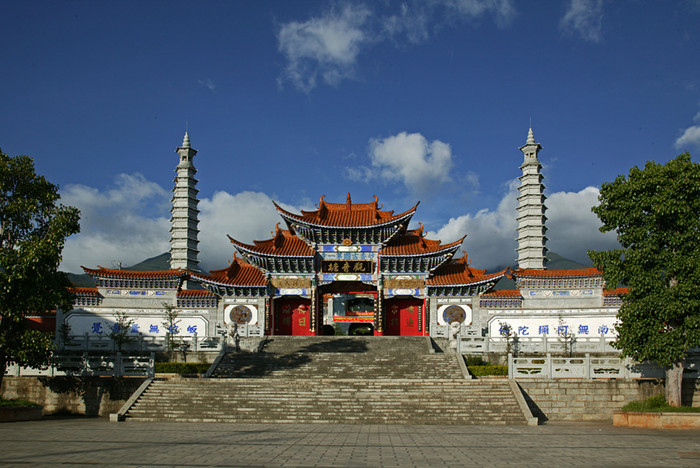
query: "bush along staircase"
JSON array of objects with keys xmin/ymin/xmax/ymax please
[{"xmin": 118, "ymin": 336, "xmax": 533, "ymax": 425}]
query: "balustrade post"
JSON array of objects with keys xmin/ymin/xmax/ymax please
[
  {"xmin": 600, "ymin": 334, "xmax": 605, "ymax": 353},
  {"xmin": 508, "ymin": 352, "xmax": 513, "ymax": 379},
  {"xmin": 546, "ymin": 353, "xmax": 552, "ymax": 379},
  {"xmin": 585, "ymin": 353, "xmax": 591, "ymax": 380},
  {"xmin": 193, "ymin": 333, "xmax": 198, "ymax": 352},
  {"xmin": 84, "ymin": 332, "xmax": 90, "ymax": 351}
]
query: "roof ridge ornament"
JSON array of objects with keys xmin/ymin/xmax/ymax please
[
  {"xmin": 273, "ymin": 223, "xmax": 284, "ymax": 250},
  {"xmin": 319, "ymin": 195, "xmax": 327, "ymax": 220},
  {"xmin": 346, "ymin": 192, "xmax": 352, "ymax": 211},
  {"xmin": 226, "ymin": 252, "xmax": 241, "ymax": 277}
]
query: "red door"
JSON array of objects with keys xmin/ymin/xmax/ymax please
[
  {"xmin": 274, "ymin": 298, "xmax": 313, "ymax": 335},
  {"xmin": 385, "ymin": 299, "xmax": 423, "ymax": 336}
]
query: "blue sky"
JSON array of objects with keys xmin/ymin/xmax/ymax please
[{"xmin": 2, "ymin": 1, "xmax": 699, "ymax": 274}]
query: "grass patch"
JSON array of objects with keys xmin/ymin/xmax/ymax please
[
  {"xmin": 621, "ymin": 394, "xmax": 700, "ymax": 413},
  {"xmin": 468, "ymin": 365, "xmax": 508, "ymax": 376},
  {"xmin": 0, "ymin": 398, "xmax": 40, "ymax": 408},
  {"xmin": 154, "ymin": 362, "xmax": 211, "ymax": 374}
]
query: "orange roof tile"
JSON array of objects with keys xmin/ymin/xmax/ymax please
[
  {"xmin": 68, "ymin": 286, "xmax": 100, "ymax": 296},
  {"xmin": 177, "ymin": 289, "xmax": 217, "ymax": 298},
  {"xmin": 480, "ymin": 289, "xmax": 522, "ymax": 298},
  {"xmin": 603, "ymin": 287, "xmax": 629, "ymax": 296},
  {"xmin": 81, "ymin": 266, "xmax": 187, "ymax": 279},
  {"xmin": 228, "ymin": 224, "xmax": 315, "ymax": 257},
  {"xmin": 191, "ymin": 254, "xmax": 267, "ymax": 287},
  {"xmin": 380, "ymin": 223, "xmax": 465, "ymax": 256},
  {"xmin": 513, "ymin": 267, "xmax": 602, "ymax": 278},
  {"xmin": 275, "ymin": 194, "xmax": 418, "ymax": 228},
  {"xmin": 428, "ymin": 256, "xmax": 508, "ymax": 286}
]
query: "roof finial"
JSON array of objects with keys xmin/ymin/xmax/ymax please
[
  {"xmin": 526, "ymin": 127, "xmax": 535, "ymax": 145},
  {"xmin": 345, "ymin": 192, "xmax": 352, "ymax": 211},
  {"xmin": 182, "ymin": 131, "xmax": 191, "ymax": 148}
]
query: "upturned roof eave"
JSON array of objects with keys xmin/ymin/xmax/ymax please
[
  {"xmin": 275, "ymin": 202, "xmax": 418, "ymax": 230},
  {"xmin": 380, "ymin": 236, "xmax": 465, "ymax": 258},
  {"xmin": 189, "ymin": 271, "xmax": 267, "ymax": 289}
]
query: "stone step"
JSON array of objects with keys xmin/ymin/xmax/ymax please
[{"xmin": 123, "ymin": 337, "xmax": 527, "ymax": 425}]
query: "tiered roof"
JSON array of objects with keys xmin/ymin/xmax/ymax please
[
  {"xmin": 379, "ymin": 223, "xmax": 465, "ymax": 257},
  {"xmin": 426, "ymin": 254, "xmax": 507, "ymax": 296},
  {"xmin": 428, "ymin": 255, "xmax": 508, "ymax": 286},
  {"xmin": 602, "ymin": 287, "xmax": 629, "ymax": 296},
  {"xmin": 513, "ymin": 267, "xmax": 601, "ymax": 278},
  {"xmin": 81, "ymin": 266, "xmax": 188, "ymax": 279},
  {"xmin": 68, "ymin": 286, "xmax": 100, "ymax": 296},
  {"xmin": 276, "ymin": 194, "xmax": 417, "ymax": 228},
  {"xmin": 274, "ymin": 194, "xmax": 417, "ymax": 245},
  {"xmin": 229, "ymin": 224, "xmax": 315, "ymax": 257},
  {"xmin": 190, "ymin": 254, "xmax": 267, "ymax": 287},
  {"xmin": 190, "ymin": 254, "xmax": 268, "ymax": 297}
]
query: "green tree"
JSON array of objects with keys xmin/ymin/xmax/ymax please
[
  {"xmin": 108, "ymin": 311, "xmax": 135, "ymax": 352},
  {"xmin": 588, "ymin": 154, "xmax": 700, "ymax": 406},
  {"xmin": 0, "ymin": 150, "xmax": 80, "ymax": 390},
  {"xmin": 161, "ymin": 303, "xmax": 180, "ymax": 352}
]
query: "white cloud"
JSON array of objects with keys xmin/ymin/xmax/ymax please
[
  {"xmin": 59, "ymin": 175, "xmax": 305, "ymax": 274},
  {"xmin": 545, "ymin": 186, "xmax": 618, "ymax": 264},
  {"xmin": 675, "ymin": 111, "xmax": 700, "ymax": 150},
  {"xmin": 278, "ymin": 1, "xmax": 517, "ymax": 92},
  {"xmin": 428, "ymin": 182, "xmax": 619, "ymax": 271},
  {"xmin": 60, "ymin": 174, "xmax": 171, "ymax": 273},
  {"xmin": 429, "ymin": 180, "xmax": 518, "ymax": 269},
  {"xmin": 347, "ymin": 132, "xmax": 454, "ymax": 194},
  {"xmin": 438, "ymin": 0, "xmax": 517, "ymax": 27},
  {"xmin": 382, "ymin": 3, "xmax": 430, "ymax": 44},
  {"xmin": 197, "ymin": 78, "xmax": 216, "ymax": 92},
  {"xmin": 198, "ymin": 191, "xmax": 301, "ymax": 272},
  {"xmin": 277, "ymin": 4, "xmax": 372, "ymax": 92},
  {"xmin": 559, "ymin": 0, "xmax": 604, "ymax": 43}
]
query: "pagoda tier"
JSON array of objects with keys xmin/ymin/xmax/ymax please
[
  {"xmin": 426, "ymin": 255, "xmax": 507, "ymax": 296},
  {"xmin": 228, "ymin": 225, "xmax": 316, "ymax": 274},
  {"xmin": 189, "ymin": 254, "xmax": 269, "ymax": 297},
  {"xmin": 81, "ymin": 266, "xmax": 188, "ymax": 289},
  {"xmin": 379, "ymin": 224, "xmax": 465, "ymax": 273},
  {"xmin": 274, "ymin": 194, "xmax": 418, "ymax": 245}
]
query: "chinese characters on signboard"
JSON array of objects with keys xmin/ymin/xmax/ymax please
[{"xmin": 321, "ymin": 260, "xmax": 373, "ymax": 274}]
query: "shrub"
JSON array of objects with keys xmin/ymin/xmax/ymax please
[
  {"xmin": 464, "ymin": 355, "xmax": 488, "ymax": 366},
  {"xmin": 154, "ymin": 362, "xmax": 211, "ymax": 374},
  {"xmin": 622, "ymin": 394, "xmax": 700, "ymax": 413},
  {"xmin": 0, "ymin": 398, "xmax": 40, "ymax": 407},
  {"xmin": 468, "ymin": 365, "xmax": 508, "ymax": 376}
]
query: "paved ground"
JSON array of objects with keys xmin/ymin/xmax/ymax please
[{"xmin": 0, "ymin": 418, "xmax": 699, "ymax": 467}]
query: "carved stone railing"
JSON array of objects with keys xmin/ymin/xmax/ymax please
[{"xmin": 5, "ymin": 353, "xmax": 155, "ymax": 378}]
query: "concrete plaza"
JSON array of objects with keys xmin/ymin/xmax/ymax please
[{"xmin": 0, "ymin": 419, "xmax": 698, "ymax": 467}]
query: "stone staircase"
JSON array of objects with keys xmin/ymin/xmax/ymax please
[{"xmin": 123, "ymin": 336, "xmax": 529, "ymax": 425}]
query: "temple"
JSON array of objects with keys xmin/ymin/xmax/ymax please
[{"xmin": 59, "ymin": 129, "xmax": 625, "ymax": 346}]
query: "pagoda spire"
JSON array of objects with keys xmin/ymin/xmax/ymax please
[
  {"xmin": 169, "ymin": 131, "xmax": 200, "ymax": 271},
  {"xmin": 516, "ymin": 127, "xmax": 547, "ymax": 269}
]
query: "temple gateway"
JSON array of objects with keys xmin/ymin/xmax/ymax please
[{"xmin": 61, "ymin": 129, "xmax": 625, "ymax": 347}]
